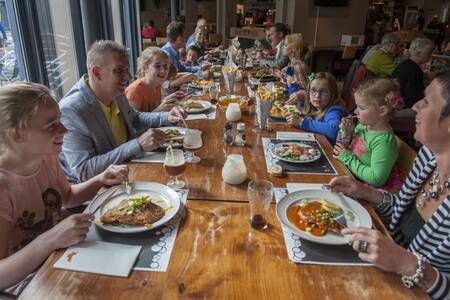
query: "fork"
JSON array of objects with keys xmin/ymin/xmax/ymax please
[
  {"xmin": 331, "ymin": 209, "xmax": 347, "ymax": 228},
  {"xmin": 125, "ymin": 181, "xmax": 132, "ymax": 196}
]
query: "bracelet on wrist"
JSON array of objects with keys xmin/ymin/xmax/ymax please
[{"xmin": 401, "ymin": 252, "xmax": 426, "ymax": 288}]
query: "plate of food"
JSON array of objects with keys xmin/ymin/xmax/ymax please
[
  {"xmin": 276, "ymin": 189, "xmax": 372, "ymax": 245},
  {"xmin": 181, "ymin": 100, "xmax": 213, "ymax": 114},
  {"xmin": 155, "ymin": 127, "xmax": 186, "ymax": 148},
  {"xmin": 249, "ymin": 69, "xmax": 276, "ymax": 82},
  {"xmin": 88, "ymin": 182, "xmax": 181, "ymax": 233},
  {"xmin": 189, "ymin": 79, "xmax": 214, "ymax": 89},
  {"xmin": 270, "ymin": 104, "xmax": 297, "ymax": 121},
  {"xmin": 272, "ymin": 142, "xmax": 321, "ymax": 163},
  {"xmin": 218, "ymin": 95, "xmax": 249, "ymax": 109}
]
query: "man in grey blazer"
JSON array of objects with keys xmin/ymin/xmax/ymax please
[
  {"xmin": 257, "ymin": 23, "xmax": 290, "ymax": 70},
  {"xmin": 59, "ymin": 40, "xmax": 185, "ymax": 183}
]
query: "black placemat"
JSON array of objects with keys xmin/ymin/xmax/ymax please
[{"xmin": 269, "ymin": 139, "xmax": 337, "ymax": 175}]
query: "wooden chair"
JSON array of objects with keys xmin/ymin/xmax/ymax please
[
  {"xmin": 142, "ymin": 38, "xmax": 157, "ymax": 49},
  {"xmin": 156, "ymin": 37, "xmax": 168, "ymax": 46},
  {"xmin": 395, "ymin": 135, "xmax": 416, "ymax": 174}
]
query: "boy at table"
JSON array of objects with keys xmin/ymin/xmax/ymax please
[
  {"xmin": 59, "ymin": 40, "xmax": 185, "ymax": 183},
  {"xmin": 162, "ymin": 21, "xmax": 209, "ymax": 77}
]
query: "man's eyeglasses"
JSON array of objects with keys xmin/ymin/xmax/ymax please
[{"xmin": 309, "ymin": 88, "xmax": 330, "ymax": 96}]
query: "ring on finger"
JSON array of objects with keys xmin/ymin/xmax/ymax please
[{"xmin": 357, "ymin": 240, "xmax": 370, "ymax": 253}]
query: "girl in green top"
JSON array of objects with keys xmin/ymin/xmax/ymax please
[{"xmin": 333, "ymin": 78, "xmax": 405, "ymax": 188}]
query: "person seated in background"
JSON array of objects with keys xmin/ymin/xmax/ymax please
[
  {"xmin": 286, "ymin": 72, "xmax": 347, "ymax": 144},
  {"xmin": 274, "ymin": 33, "xmax": 310, "ymax": 107},
  {"xmin": 393, "ymin": 38, "xmax": 434, "ymax": 109},
  {"xmin": 125, "ymin": 47, "xmax": 186, "ymax": 112},
  {"xmin": 141, "ymin": 20, "xmax": 160, "ymax": 42},
  {"xmin": 182, "ymin": 45, "xmax": 201, "ymax": 67},
  {"xmin": 0, "ymin": 82, "xmax": 128, "ymax": 296},
  {"xmin": 328, "ymin": 71, "xmax": 450, "ymax": 300},
  {"xmin": 334, "ymin": 78, "xmax": 404, "ymax": 190},
  {"xmin": 256, "ymin": 23, "xmax": 290, "ymax": 69},
  {"xmin": 186, "ymin": 17, "xmax": 208, "ymax": 48},
  {"xmin": 162, "ymin": 21, "xmax": 209, "ymax": 77},
  {"xmin": 366, "ymin": 32, "xmax": 400, "ymax": 77},
  {"xmin": 186, "ymin": 28, "xmax": 207, "ymax": 57},
  {"xmin": 253, "ymin": 27, "xmax": 272, "ymax": 51},
  {"xmin": 361, "ymin": 43, "xmax": 381, "ymax": 65},
  {"xmin": 59, "ymin": 40, "xmax": 185, "ymax": 183}
]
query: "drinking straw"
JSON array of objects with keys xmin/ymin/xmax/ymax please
[
  {"xmin": 178, "ymin": 112, "xmax": 190, "ymax": 133},
  {"xmin": 167, "ymin": 144, "xmax": 175, "ymax": 161}
]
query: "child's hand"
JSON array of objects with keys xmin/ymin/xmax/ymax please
[
  {"xmin": 100, "ymin": 165, "xmax": 129, "ymax": 186},
  {"xmin": 340, "ymin": 116, "xmax": 355, "ymax": 132},
  {"xmin": 44, "ymin": 213, "xmax": 94, "ymax": 250},
  {"xmin": 286, "ymin": 75, "xmax": 295, "ymax": 85},
  {"xmin": 286, "ymin": 113, "xmax": 303, "ymax": 128},
  {"xmin": 285, "ymin": 90, "xmax": 305, "ymax": 105},
  {"xmin": 273, "ymin": 69, "xmax": 283, "ymax": 80},
  {"xmin": 333, "ymin": 143, "xmax": 350, "ymax": 159}
]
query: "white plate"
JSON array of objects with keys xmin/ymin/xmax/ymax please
[
  {"xmin": 160, "ymin": 126, "xmax": 186, "ymax": 140},
  {"xmin": 276, "ymin": 190, "xmax": 372, "ymax": 245},
  {"xmin": 156, "ymin": 126, "xmax": 187, "ymax": 148},
  {"xmin": 88, "ymin": 182, "xmax": 181, "ymax": 233},
  {"xmin": 182, "ymin": 100, "xmax": 213, "ymax": 114},
  {"xmin": 272, "ymin": 142, "xmax": 321, "ymax": 163}
]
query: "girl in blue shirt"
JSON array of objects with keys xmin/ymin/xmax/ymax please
[{"xmin": 286, "ymin": 72, "xmax": 347, "ymax": 144}]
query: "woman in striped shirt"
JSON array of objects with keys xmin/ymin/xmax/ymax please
[{"xmin": 329, "ymin": 71, "xmax": 450, "ymax": 300}]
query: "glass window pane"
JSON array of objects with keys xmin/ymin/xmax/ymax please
[
  {"xmin": 0, "ymin": 1, "xmax": 21, "ymax": 86},
  {"xmin": 35, "ymin": 0, "xmax": 80, "ymax": 100}
]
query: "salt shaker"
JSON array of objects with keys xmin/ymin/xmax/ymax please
[
  {"xmin": 223, "ymin": 121, "xmax": 234, "ymax": 145},
  {"xmin": 235, "ymin": 123, "xmax": 246, "ymax": 146}
]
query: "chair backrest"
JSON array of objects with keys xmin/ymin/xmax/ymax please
[
  {"xmin": 395, "ymin": 135, "xmax": 416, "ymax": 174},
  {"xmin": 342, "ymin": 45, "xmax": 359, "ymax": 59},
  {"xmin": 341, "ymin": 59, "xmax": 361, "ymax": 100},
  {"xmin": 156, "ymin": 37, "xmax": 168, "ymax": 46},
  {"xmin": 344, "ymin": 64, "xmax": 368, "ymax": 112}
]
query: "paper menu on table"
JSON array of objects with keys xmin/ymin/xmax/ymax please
[
  {"xmin": 287, "ymin": 183, "xmax": 324, "ymax": 193},
  {"xmin": 54, "ymin": 240, "xmax": 141, "ymax": 277},
  {"xmin": 276, "ymin": 131, "xmax": 316, "ymax": 141},
  {"xmin": 131, "ymin": 151, "xmax": 165, "ymax": 163}
]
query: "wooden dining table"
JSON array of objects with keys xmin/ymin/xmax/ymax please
[{"xmin": 19, "ymin": 79, "xmax": 428, "ymax": 299}]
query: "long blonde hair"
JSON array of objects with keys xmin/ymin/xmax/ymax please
[
  {"xmin": 0, "ymin": 82, "xmax": 54, "ymax": 152},
  {"xmin": 284, "ymin": 33, "xmax": 309, "ymax": 89},
  {"xmin": 136, "ymin": 47, "xmax": 169, "ymax": 79},
  {"xmin": 301, "ymin": 72, "xmax": 344, "ymax": 120}
]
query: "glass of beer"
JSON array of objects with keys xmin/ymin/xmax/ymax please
[{"xmin": 164, "ymin": 148, "xmax": 186, "ymax": 189}]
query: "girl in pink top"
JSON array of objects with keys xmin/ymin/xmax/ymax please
[{"xmin": 0, "ymin": 82, "xmax": 128, "ymax": 296}]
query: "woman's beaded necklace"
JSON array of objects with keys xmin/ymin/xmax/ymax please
[{"xmin": 417, "ymin": 167, "xmax": 450, "ymax": 208}]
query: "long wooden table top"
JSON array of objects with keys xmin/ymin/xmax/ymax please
[
  {"xmin": 19, "ymin": 79, "xmax": 427, "ymax": 299},
  {"xmin": 20, "ymin": 200, "xmax": 427, "ymax": 299},
  {"xmin": 129, "ymin": 81, "xmax": 351, "ymax": 202}
]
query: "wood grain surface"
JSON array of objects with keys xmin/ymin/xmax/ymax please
[
  {"xmin": 20, "ymin": 200, "xmax": 427, "ymax": 300},
  {"xmin": 18, "ymin": 79, "xmax": 427, "ymax": 300}
]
